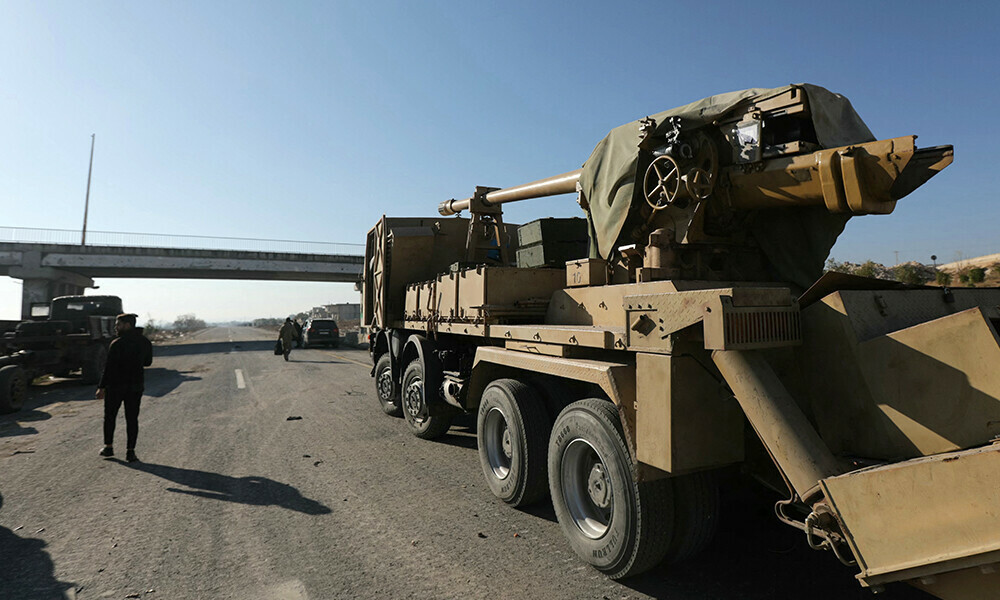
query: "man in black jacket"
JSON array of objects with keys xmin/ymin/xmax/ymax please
[{"xmin": 96, "ymin": 313, "xmax": 153, "ymax": 462}]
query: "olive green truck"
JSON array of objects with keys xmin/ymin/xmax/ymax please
[
  {"xmin": 0, "ymin": 294, "xmax": 120, "ymax": 412},
  {"xmin": 361, "ymin": 84, "xmax": 1000, "ymax": 599}
]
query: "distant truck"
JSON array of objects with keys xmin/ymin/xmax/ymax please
[{"xmin": 0, "ymin": 295, "xmax": 122, "ymax": 413}]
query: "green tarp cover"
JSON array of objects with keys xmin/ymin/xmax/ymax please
[{"xmin": 579, "ymin": 84, "xmax": 875, "ymax": 289}]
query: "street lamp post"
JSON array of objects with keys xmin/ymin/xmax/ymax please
[{"xmin": 82, "ymin": 134, "xmax": 95, "ymax": 245}]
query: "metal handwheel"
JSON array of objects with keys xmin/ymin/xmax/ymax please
[{"xmin": 643, "ymin": 155, "xmax": 681, "ymax": 210}]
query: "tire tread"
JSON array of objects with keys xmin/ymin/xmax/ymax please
[
  {"xmin": 375, "ymin": 354, "xmax": 403, "ymax": 417},
  {"xmin": 402, "ymin": 361, "xmax": 452, "ymax": 440},
  {"xmin": 0, "ymin": 365, "xmax": 27, "ymax": 414},
  {"xmin": 550, "ymin": 398, "xmax": 674, "ymax": 580},
  {"xmin": 665, "ymin": 471, "xmax": 719, "ymax": 563},
  {"xmin": 479, "ymin": 379, "xmax": 551, "ymax": 507}
]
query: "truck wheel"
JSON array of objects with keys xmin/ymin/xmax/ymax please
[
  {"xmin": 375, "ymin": 354, "xmax": 403, "ymax": 417},
  {"xmin": 477, "ymin": 379, "xmax": 551, "ymax": 507},
  {"xmin": 81, "ymin": 344, "xmax": 108, "ymax": 385},
  {"xmin": 0, "ymin": 365, "xmax": 28, "ymax": 413},
  {"xmin": 548, "ymin": 398, "xmax": 672, "ymax": 579},
  {"xmin": 663, "ymin": 471, "xmax": 719, "ymax": 563},
  {"xmin": 401, "ymin": 360, "xmax": 452, "ymax": 439}
]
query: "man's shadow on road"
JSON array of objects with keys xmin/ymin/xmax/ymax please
[
  {"xmin": 143, "ymin": 368, "xmax": 203, "ymax": 398},
  {"xmin": 0, "ymin": 409, "xmax": 49, "ymax": 439},
  {"xmin": 0, "ymin": 492, "xmax": 76, "ymax": 599},
  {"xmin": 117, "ymin": 461, "xmax": 332, "ymax": 515}
]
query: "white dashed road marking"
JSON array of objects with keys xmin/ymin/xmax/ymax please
[{"xmin": 235, "ymin": 369, "xmax": 246, "ymax": 389}]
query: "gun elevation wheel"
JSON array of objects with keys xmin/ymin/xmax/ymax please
[
  {"xmin": 644, "ymin": 155, "xmax": 681, "ymax": 210},
  {"xmin": 684, "ymin": 167, "xmax": 714, "ymax": 200}
]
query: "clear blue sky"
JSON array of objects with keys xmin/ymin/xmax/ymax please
[{"xmin": 2, "ymin": 1, "xmax": 998, "ymax": 322}]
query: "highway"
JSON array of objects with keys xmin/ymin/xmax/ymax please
[{"xmin": 0, "ymin": 327, "xmax": 932, "ymax": 600}]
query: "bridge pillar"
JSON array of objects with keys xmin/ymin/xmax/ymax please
[
  {"xmin": 18, "ymin": 277, "xmax": 92, "ymax": 318},
  {"xmin": 8, "ymin": 251, "xmax": 95, "ymax": 319}
]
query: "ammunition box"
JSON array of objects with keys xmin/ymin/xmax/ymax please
[
  {"xmin": 516, "ymin": 241, "xmax": 588, "ymax": 268},
  {"xmin": 566, "ymin": 258, "xmax": 607, "ymax": 287},
  {"xmin": 516, "ymin": 217, "xmax": 588, "ymax": 247},
  {"xmin": 403, "ymin": 279, "xmax": 435, "ymax": 321},
  {"xmin": 454, "ymin": 266, "xmax": 565, "ymax": 322},
  {"xmin": 436, "ymin": 271, "xmax": 460, "ymax": 319}
]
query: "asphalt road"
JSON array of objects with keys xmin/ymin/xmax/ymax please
[{"xmin": 0, "ymin": 326, "xmax": 933, "ymax": 600}]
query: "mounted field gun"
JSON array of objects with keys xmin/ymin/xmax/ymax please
[{"xmin": 363, "ymin": 84, "xmax": 998, "ymax": 600}]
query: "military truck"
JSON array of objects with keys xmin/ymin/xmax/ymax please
[
  {"xmin": 362, "ymin": 84, "xmax": 999, "ymax": 599},
  {"xmin": 0, "ymin": 294, "xmax": 121, "ymax": 412}
]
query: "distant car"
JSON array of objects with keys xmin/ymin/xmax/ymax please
[{"xmin": 302, "ymin": 319, "xmax": 339, "ymax": 348}]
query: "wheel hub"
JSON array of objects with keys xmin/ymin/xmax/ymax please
[
  {"xmin": 404, "ymin": 381, "xmax": 424, "ymax": 421},
  {"xmin": 483, "ymin": 407, "xmax": 512, "ymax": 480},
  {"xmin": 587, "ymin": 463, "xmax": 610, "ymax": 509},
  {"xmin": 562, "ymin": 438, "xmax": 613, "ymax": 539},
  {"xmin": 377, "ymin": 371, "xmax": 394, "ymax": 400}
]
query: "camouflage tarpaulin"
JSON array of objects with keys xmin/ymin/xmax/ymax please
[{"xmin": 579, "ymin": 84, "xmax": 875, "ymax": 289}]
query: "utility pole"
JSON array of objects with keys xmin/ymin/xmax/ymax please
[
  {"xmin": 894, "ymin": 250, "xmax": 899, "ymax": 265},
  {"xmin": 82, "ymin": 133, "xmax": 95, "ymax": 245}
]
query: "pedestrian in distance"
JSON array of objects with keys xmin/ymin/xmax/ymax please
[
  {"xmin": 96, "ymin": 313, "xmax": 153, "ymax": 462},
  {"xmin": 293, "ymin": 318, "xmax": 303, "ymax": 348},
  {"xmin": 278, "ymin": 317, "xmax": 297, "ymax": 362}
]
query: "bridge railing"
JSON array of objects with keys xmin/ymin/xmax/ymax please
[{"xmin": 0, "ymin": 227, "xmax": 365, "ymax": 256}]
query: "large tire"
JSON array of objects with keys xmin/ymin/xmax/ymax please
[
  {"xmin": 664, "ymin": 471, "xmax": 719, "ymax": 563},
  {"xmin": 81, "ymin": 343, "xmax": 108, "ymax": 385},
  {"xmin": 0, "ymin": 365, "xmax": 28, "ymax": 413},
  {"xmin": 374, "ymin": 354, "xmax": 403, "ymax": 417},
  {"xmin": 401, "ymin": 360, "xmax": 452, "ymax": 440},
  {"xmin": 548, "ymin": 398, "xmax": 673, "ymax": 579},
  {"xmin": 477, "ymin": 379, "xmax": 551, "ymax": 507}
]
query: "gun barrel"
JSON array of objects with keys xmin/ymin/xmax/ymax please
[
  {"xmin": 725, "ymin": 137, "xmax": 953, "ymax": 215},
  {"xmin": 439, "ymin": 169, "xmax": 582, "ymax": 216}
]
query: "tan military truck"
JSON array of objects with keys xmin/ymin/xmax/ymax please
[{"xmin": 362, "ymin": 84, "xmax": 999, "ymax": 599}]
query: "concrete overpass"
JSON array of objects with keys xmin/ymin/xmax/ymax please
[{"xmin": 0, "ymin": 233, "xmax": 364, "ymax": 318}]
